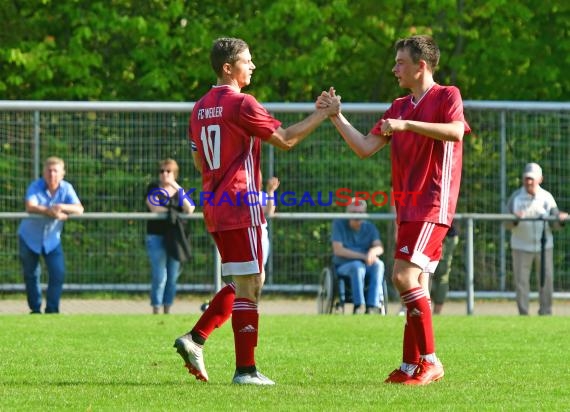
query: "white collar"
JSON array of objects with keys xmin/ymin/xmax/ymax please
[{"xmin": 411, "ymin": 83, "xmax": 436, "ymax": 107}]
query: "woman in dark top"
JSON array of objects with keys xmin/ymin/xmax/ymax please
[{"xmin": 145, "ymin": 159, "xmax": 194, "ymax": 314}]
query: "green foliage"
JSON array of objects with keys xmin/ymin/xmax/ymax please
[
  {"xmin": 1, "ymin": 0, "xmax": 569, "ymax": 101},
  {"xmin": 0, "ymin": 315, "xmax": 569, "ymax": 410}
]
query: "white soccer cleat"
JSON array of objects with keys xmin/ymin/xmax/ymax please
[
  {"xmin": 232, "ymin": 370, "xmax": 275, "ymax": 385},
  {"xmin": 173, "ymin": 336, "xmax": 209, "ymax": 382}
]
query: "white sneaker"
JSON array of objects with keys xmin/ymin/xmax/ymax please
[
  {"xmin": 232, "ymin": 370, "xmax": 275, "ymax": 385},
  {"xmin": 173, "ymin": 336, "xmax": 209, "ymax": 382},
  {"xmin": 379, "ymin": 304, "xmax": 386, "ymax": 316}
]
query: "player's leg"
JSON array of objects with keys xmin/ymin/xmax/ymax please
[
  {"xmin": 385, "ymin": 222, "xmax": 446, "ymax": 385},
  {"xmin": 419, "ymin": 271, "xmax": 432, "ymax": 313},
  {"xmin": 226, "ymin": 226, "xmax": 274, "ymax": 385},
  {"xmin": 385, "ymin": 257, "xmax": 423, "ymax": 384},
  {"xmin": 174, "ymin": 227, "xmax": 268, "ymax": 381},
  {"xmin": 232, "ymin": 272, "xmax": 264, "ymax": 373},
  {"xmin": 173, "ymin": 279, "xmax": 235, "ymax": 382},
  {"xmin": 404, "ymin": 223, "xmax": 446, "ymax": 385},
  {"xmin": 173, "ymin": 232, "xmax": 239, "ymax": 382},
  {"xmin": 231, "ymin": 272, "xmax": 275, "ymax": 384},
  {"xmin": 187, "ymin": 223, "xmax": 270, "ymax": 336}
]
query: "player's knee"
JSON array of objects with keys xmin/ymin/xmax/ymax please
[
  {"xmin": 234, "ymin": 275, "xmax": 263, "ymax": 301},
  {"xmin": 391, "ymin": 272, "xmax": 408, "ymax": 291}
]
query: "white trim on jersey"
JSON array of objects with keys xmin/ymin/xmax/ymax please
[
  {"xmin": 439, "ymin": 141, "xmax": 454, "ymax": 224},
  {"xmin": 247, "ymin": 226, "xmax": 259, "ymax": 262},
  {"xmin": 245, "ymin": 137, "xmax": 263, "ymax": 227}
]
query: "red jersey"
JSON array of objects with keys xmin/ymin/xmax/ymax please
[
  {"xmin": 189, "ymin": 85, "xmax": 281, "ymax": 232},
  {"xmin": 370, "ymin": 84, "xmax": 471, "ymax": 225}
]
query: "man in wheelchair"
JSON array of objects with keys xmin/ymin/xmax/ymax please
[{"xmin": 332, "ymin": 198, "xmax": 386, "ymax": 314}]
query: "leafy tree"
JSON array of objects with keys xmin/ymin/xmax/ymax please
[{"xmin": 1, "ymin": 0, "xmax": 568, "ymax": 101}]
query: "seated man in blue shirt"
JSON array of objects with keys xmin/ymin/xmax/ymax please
[
  {"xmin": 332, "ymin": 198, "xmax": 385, "ymax": 314},
  {"xmin": 18, "ymin": 156, "xmax": 84, "ymax": 314}
]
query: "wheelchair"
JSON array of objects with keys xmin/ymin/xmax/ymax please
[{"xmin": 317, "ymin": 263, "xmax": 389, "ymax": 314}]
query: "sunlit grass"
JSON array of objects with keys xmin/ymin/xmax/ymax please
[{"xmin": 1, "ymin": 314, "xmax": 568, "ymax": 411}]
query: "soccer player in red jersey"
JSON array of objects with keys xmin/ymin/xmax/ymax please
[
  {"xmin": 174, "ymin": 37, "xmax": 339, "ymax": 385},
  {"xmin": 328, "ymin": 35, "xmax": 471, "ymax": 385}
]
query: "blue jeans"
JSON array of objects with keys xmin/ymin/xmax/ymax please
[
  {"xmin": 19, "ymin": 236, "xmax": 65, "ymax": 313},
  {"xmin": 146, "ymin": 234, "xmax": 181, "ymax": 307},
  {"xmin": 336, "ymin": 259, "xmax": 385, "ymax": 308}
]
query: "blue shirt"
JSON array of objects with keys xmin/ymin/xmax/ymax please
[
  {"xmin": 331, "ymin": 219, "xmax": 381, "ymax": 267},
  {"xmin": 18, "ymin": 178, "xmax": 81, "ymax": 254}
]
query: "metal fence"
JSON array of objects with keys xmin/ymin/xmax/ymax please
[{"xmin": 1, "ymin": 101, "xmax": 570, "ymax": 300}]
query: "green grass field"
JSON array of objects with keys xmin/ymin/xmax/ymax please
[{"xmin": 1, "ymin": 314, "xmax": 568, "ymax": 411}]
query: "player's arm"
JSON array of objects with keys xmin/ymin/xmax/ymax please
[
  {"xmin": 267, "ymin": 110, "xmax": 331, "ymax": 151},
  {"xmin": 384, "ymin": 87, "xmax": 468, "ymax": 142},
  {"xmin": 266, "ymin": 88, "xmax": 340, "ymax": 151},
  {"xmin": 393, "ymin": 119, "xmax": 465, "ymax": 142},
  {"xmin": 330, "ymin": 113, "xmax": 389, "ymax": 159}
]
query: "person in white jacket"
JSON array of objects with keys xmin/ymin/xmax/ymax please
[{"xmin": 505, "ymin": 162, "xmax": 567, "ymax": 315}]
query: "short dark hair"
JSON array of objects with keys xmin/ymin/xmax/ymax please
[
  {"xmin": 395, "ymin": 35, "xmax": 440, "ymax": 72},
  {"xmin": 210, "ymin": 37, "xmax": 249, "ymax": 77}
]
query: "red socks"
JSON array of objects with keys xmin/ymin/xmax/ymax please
[
  {"xmin": 402, "ymin": 318, "xmax": 420, "ymax": 364},
  {"xmin": 190, "ymin": 284, "xmax": 260, "ymax": 370},
  {"xmin": 401, "ymin": 287, "xmax": 435, "ymax": 362},
  {"xmin": 231, "ymin": 298, "xmax": 259, "ymax": 369},
  {"xmin": 192, "ymin": 283, "xmax": 235, "ymax": 341}
]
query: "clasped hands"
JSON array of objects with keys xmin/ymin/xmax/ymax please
[
  {"xmin": 315, "ymin": 87, "xmax": 341, "ymax": 117},
  {"xmin": 315, "ymin": 88, "xmax": 401, "ymax": 136}
]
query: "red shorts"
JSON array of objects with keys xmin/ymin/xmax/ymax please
[
  {"xmin": 394, "ymin": 221, "xmax": 449, "ymax": 273},
  {"xmin": 211, "ymin": 226, "xmax": 265, "ymax": 276}
]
